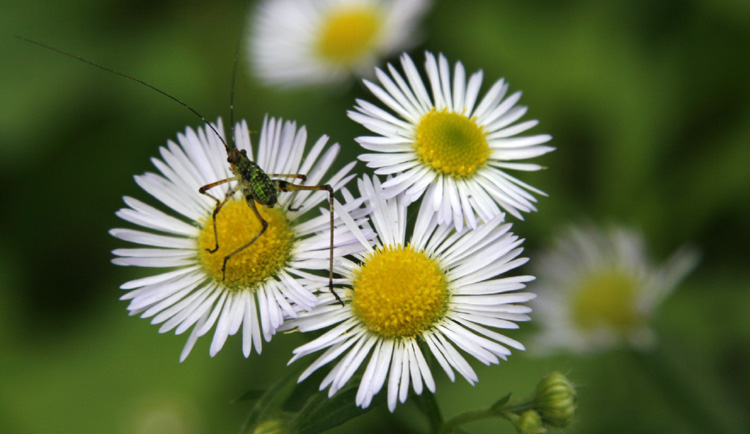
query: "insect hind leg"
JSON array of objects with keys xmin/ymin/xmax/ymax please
[
  {"xmin": 277, "ymin": 181, "xmax": 343, "ymax": 307},
  {"xmin": 268, "ymin": 174, "xmax": 307, "ymax": 212}
]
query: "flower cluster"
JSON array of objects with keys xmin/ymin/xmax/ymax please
[{"xmin": 112, "ymin": 0, "xmax": 564, "ymax": 419}]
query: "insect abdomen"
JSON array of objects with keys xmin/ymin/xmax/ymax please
[{"xmin": 247, "ymin": 165, "xmax": 277, "ymax": 207}]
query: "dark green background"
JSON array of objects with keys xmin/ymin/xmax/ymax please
[{"xmin": 1, "ymin": 0, "xmax": 748, "ymax": 432}]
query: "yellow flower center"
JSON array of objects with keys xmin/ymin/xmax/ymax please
[
  {"xmin": 316, "ymin": 7, "xmax": 382, "ymax": 64},
  {"xmin": 414, "ymin": 109, "xmax": 491, "ymax": 178},
  {"xmin": 571, "ymin": 269, "xmax": 641, "ymax": 332},
  {"xmin": 197, "ymin": 200, "xmax": 294, "ymax": 291},
  {"xmin": 350, "ymin": 244, "xmax": 449, "ymax": 338}
]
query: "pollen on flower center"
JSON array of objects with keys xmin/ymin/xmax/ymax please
[
  {"xmin": 571, "ymin": 269, "xmax": 641, "ymax": 332},
  {"xmin": 351, "ymin": 244, "xmax": 448, "ymax": 338},
  {"xmin": 197, "ymin": 199, "xmax": 294, "ymax": 291},
  {"xmin": 414, "ymin": 109, "xmax": 491, "ymax": 178},
  {"xmin": 316, "ymin": 8, "xmax": 382, "ymax": 63}
]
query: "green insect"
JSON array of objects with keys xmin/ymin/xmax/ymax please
[
  {"xmin": 197, "ymin": 135, "xmax": 340, "ymax": 306},
  {"xmin": 19, "ymin": 35, "xmax": 344, "ymax": 306}
]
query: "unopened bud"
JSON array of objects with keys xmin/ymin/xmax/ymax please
[
  {"xmin": 514, "ymin": 409, "xmax": 547, "ymax": 434},
  {"xmin": 534, "ymin": 372, "xmax": 576, "ymax": 428}
]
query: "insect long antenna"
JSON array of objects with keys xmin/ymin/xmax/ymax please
[
  {"xmin": 17, "ymin": 35, "xmax": 230, "ymax": 151},
  {"xmin": 227, "ymin": 27, "xmax": 244, "ymax": 153}
]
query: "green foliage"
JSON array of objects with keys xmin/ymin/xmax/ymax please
[
  {"xmin": 239, "ymin": 369, "xmax": 383, "ymax": 434},
  {"xmin": 1, "ymin": 0, "xmax": 748, "ymax": 433}
]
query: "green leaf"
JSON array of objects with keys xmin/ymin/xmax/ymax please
[
  {"xmin": 411, "ymin": 391, "xmax": 443, "ymax": 432},
  {"xmin": 288, "ymin": 380, "xmax": 384, "ymax": 434},
  {"xmin": 234, "ymin": 389, "xmax": 267, "ymax": 403},
  {"xmin": 280, "ymin": 369, "xmax": 331, "ymax": 413},
  {"xmin": 239, "ymin": 363, "xmax": 306, "ymax": 434},
  {"xmin": 490, "ymin": 393, "xmax": 512, "ymax": 411}
]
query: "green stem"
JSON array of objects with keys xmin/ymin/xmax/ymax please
[
  {"xmin": 439, "ymin": 407, "xmax": 497, "ymax": 434},
  {"xmin": 438, "ymin": 402, "xmax": 533, "ymax": 434}
]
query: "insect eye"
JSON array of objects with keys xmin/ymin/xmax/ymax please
[{"xmin": 240, "ymin": 149, "xmax": 247, "ymax": 156}]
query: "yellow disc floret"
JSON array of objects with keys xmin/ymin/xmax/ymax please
[
  {"xmin": 571, "ymin": 269, "xmax": 641, "ymax": 332},
  {"xmin": 351, "ymin": 244, "xmax": 448, "ymax": 338},
  {"xmin": 414, "ymin": 109, "xmax": 491, "ymax": 178},
  {"xmin": 197, "ymin": 200, "xmax": 294, "ymax": 291},
  {"xmin": 316, "ymin": 7, "xmax": 382, "ymax": 64}
]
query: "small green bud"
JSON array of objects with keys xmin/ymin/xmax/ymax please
[
  {"xmin": 252, "ymin": 419, "xmax": 292, "ymax": 434},
  {"xmin": 534, "ymin": 372, "xmax": 577, "ymax": 428},
  {"xmin": 514, "ymin": 409, "xmax": 547, "ymax": 434}
]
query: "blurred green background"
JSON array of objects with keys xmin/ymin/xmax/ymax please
[{"xmin": 1, "ymin": 0, "xmax": 749, "ymax": 433}]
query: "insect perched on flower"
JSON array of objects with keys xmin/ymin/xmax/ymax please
[
  {"xmin": 112, "ymin": 117, "xmax": 366, "ymax": 360},
  {"xmin": 197, "ymin": 114, "xmax": 342, "ymax": 306},
  {"xmin": 18, "ymin": 37, "xmax": 367, "ymax": 360}
]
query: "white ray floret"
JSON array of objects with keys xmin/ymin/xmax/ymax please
[
  {"xmin": 531, "ymin": 224, "xmax": 699, "ymax": 353},
  {"xmin": 249, "ymin": 0, "xmax": 431, "ymax": 88},
  {"xmin": 111, "ymin": 116, "xmax": 369, "ymax": 361},
  {"xmin": 285, "ymin": 175, "xmax": 535, "ymax": 411},
  {"xmin": 350, "ymin": 52, "xmax": 554, "ymax": 230}
]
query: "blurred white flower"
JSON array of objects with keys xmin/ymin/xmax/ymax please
[
  {"xmin": 349, "ymin": 52, "xmax": 553, "ymax": 230},
  {"xmin": 285, "ymin": 176, "xmax": 535, "ymax": 412},
  {"xmin": 531, "ymin": 225, "xmax": 699, "ymax": 353},
  {"xmin": 111, "ymin": 116, "xmax": 367, "ymax": 361},
  {"xmin": 249, "ymin": 0, "xmax": 431, "ymax": 88}
]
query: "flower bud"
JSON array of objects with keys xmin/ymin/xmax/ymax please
[
  {"xmin": 514, "ymin": 409, "xmax": 547, "ymax": 434},
  {"xmin": 534, "ymin": 372, "xmax": 576, "ymax": 428}
]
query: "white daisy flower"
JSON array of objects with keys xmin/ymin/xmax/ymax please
[
  {"xmin": 249, "ymin": 0, "xmax": 431, "ymax": 88},
  {"xmin": 285, "ymin": 176, "xmax": 536, "ymax": 412},
  {"xmin": 349, "ymin": 52, "xmax": 554, "ymax": 230},
  {"xmin": 532, "ymin": 225, "xmax": 699, "ymax": 353},
  {"xmin": 110, "ymin": 116, "xmax": 369, "ymax": 361}
]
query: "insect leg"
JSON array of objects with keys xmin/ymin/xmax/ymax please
[
  {"xmin": 199, "ymin": 177, "xmax": 240, "ymax": 254},
  {"xmin": 220, "ymin": 197, "xmax": 268, "ymax": 281},
  {"xmin": 268, "ymin": 174, "xmax": 307, "ymax": 211},
  {"xmin": 278, "ymin": 181, "xmax": 343, "ymax": 306}
]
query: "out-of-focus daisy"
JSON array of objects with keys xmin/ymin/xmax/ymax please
[
  {"xmin": 531, "ymin": 225, "xmax": 699, "ymax": 353},
  {"xmin": 285, "ymin": 176, "xmax": 536, "ymax": 411},
  {"xmin": 111, "ymin": 116, "xmax": 368, "ymax": 361},
  {"xmin": 249, "ymin": 0, "xmax": 431, "ymax": 88},
  {"xmin": 349, "ymin": 52, "xmax": 554, "ymax": 230}
]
